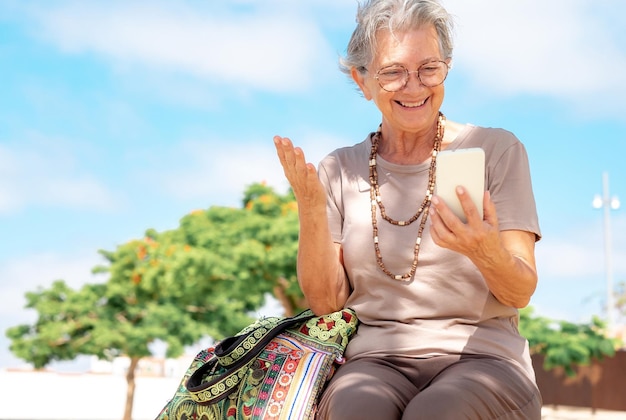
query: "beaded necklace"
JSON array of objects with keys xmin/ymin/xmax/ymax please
[{"xmin": 368, "ymin": 112, "xmax": 445, "ymax": 281}]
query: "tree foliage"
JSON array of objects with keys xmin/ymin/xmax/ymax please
[
  {"xmin": 6, "ymin": 280, "xmax": 108, "ymax": 368},
  {"xmin": 6, "ymin": 182, "xmax": 302, "ymax": 420},
  {"xmin": 519, "ymin": 307, "xmax": 620, "ymax": 376}
]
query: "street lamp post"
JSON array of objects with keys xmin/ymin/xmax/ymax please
[{"xmin": 592, "ymin": 172, "xmax": 621, "ymax": 332}]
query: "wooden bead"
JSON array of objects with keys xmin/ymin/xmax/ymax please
[{"xmin": 369, "ymin": 113, "xmax": 445, "ymax": 281}]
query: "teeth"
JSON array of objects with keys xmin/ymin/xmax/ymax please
[{"xmin": 400, "ymin": 98, "xmax": 427, "ymax": 108}]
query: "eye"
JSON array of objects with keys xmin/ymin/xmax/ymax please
[
  {"xmin": 420, "ymin": 65, "xmax": 440, "ymax": 73},
  {"xmin": 420, "ymin": 62, "xmax": 444, "ymax": 74},
  {"xmin": 377, "ymin": 67, "xmax": 406, "ymax": 79}
]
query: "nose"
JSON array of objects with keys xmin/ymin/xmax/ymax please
[{"xmin": 403, "ymin": 69, "xmax": 425, "ymax": 90}]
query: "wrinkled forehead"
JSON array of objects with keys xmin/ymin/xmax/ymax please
[{"xmin": 371, "ymin": 25, "xmax": 443, "ymax": 68}]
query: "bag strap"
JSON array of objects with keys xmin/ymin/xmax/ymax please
[
  {"xmin": 186, "ymin": 309, "xmax": 315, "ymax": 405},
  {"xmin": 214, "ymin": 309, "xmax": 314, "ymax": 368}
]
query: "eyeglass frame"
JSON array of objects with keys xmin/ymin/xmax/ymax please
[{"xmin": 370, "ymin": 60, "xmax": 450, "ymax": 92}]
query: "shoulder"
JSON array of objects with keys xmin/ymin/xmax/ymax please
[
  {"xmin": 319, "ymin": 135, "xmax": 371, "ymax": 170},
  {"xmin": 318, "ymin": 135, "xmax": 372, "ymax": 193},
  {"xmin": 456, "ymin": 124, "xmax": 528, "ymax": 160},
  {"xmin": 463, "ymin": 125, "xmax": 521, "ymax": 147}
]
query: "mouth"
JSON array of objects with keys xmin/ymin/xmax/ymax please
[{"xmin": 396, "ymin": 97, "xmax": 428, "ymax": 108}]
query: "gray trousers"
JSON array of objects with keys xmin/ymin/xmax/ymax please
[{"xmin": 316, "ymin": 354, "xmax": 542, "ymax": 419}]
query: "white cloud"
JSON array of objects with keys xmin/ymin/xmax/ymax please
[
  {"xmin": 531, "ymin": 215, "xmax": 626, "ymax": 322},
  {"xmin": 0, "ymin": 252, "xmax": 105, "ymax": 317},
  {"xmin": 154, "ymin": 139, "xmax": 289, "ymax": 202},
  {"xmin": 445, "ymin": 0, "xmax": 626, "ymax": 115},
  {"xmin": 11, "ymin": 0, "xmax": 626, "ymax": 113},
  {"xmin": 536, "ymin": 214, "xmax": 626, "ymax": 280},
  {"xmin": 0, "ymin": 136, "xmax": 120, "ymax": 214},
  {"xmin": 140, "ymin": 130, "xmax": 348, "ymax": 204},
  {"xmin": 25, "ymin": 1, "xmax": 336, "ymax": 94},
  {"xmin": 536, "ymin": 239, "xmax": 601, "ymax": 279}
]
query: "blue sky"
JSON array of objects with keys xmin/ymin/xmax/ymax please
[{"xmin": 1, "ymin": 0, "xmax": 625, "ymax": 369}]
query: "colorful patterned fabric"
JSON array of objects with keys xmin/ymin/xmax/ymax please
[{"xmin": 156, "ymin": 309, "xmax": 358, "ymax": 420}]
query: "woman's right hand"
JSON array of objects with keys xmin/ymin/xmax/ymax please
[
  {"xmin": 274, "ymin": 135, "xmax": 350, "ymax": 314},
  {"xmin": 273, "ymin": 136, "xmax": 327, "ymax": 212}
]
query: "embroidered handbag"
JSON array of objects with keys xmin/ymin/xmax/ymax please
[{"xmin": 156, "ymin": 308, "xmax": 358, "ymax": 420}]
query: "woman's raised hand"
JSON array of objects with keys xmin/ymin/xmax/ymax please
[{"xmin": 273, "ymin": 136, "xmax": 327, "ymax": 211}]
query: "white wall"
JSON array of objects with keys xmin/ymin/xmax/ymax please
[{"xmin": 0, "ymin": 370, "xmax": 180, "ymax": 420}]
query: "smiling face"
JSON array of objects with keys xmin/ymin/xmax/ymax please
[{"xmin": 352, "ymin": 25, "xmax": 447, "ymax": 138}]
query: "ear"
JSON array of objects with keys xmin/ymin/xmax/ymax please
[{"xmin": 351, "ymin": 67, "xmax": 372, "ymax": 100}]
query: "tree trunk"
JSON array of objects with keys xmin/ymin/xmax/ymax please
[
  {"xmin": 123, "ymin": 356, "xmax": 141, "ymax": 420},
  {"xmin": 273, "ymin": 280, "xmax": 295, "ymax": 316},
  {"xmin": 273, "ymin": 277, "xmax": 307, "ymax": 317}
]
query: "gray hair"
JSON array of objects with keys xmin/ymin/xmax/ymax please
[{"xmin": 339, "ymin": 0, "xmax": 454, "ymax": 76}]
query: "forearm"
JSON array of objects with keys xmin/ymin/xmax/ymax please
[
  {"xmin": 296, "ymin": 207, "xmax": 350, "ymax": 315},
  {"xmin": 272, "ymin": 136, "xmax": 349, "ymax": 314},
  {"xmin": 470, "ymin": 230, "xmax": 538, "ymax": 308},
  {"xmin": 472, "ymin": 250, "xmax": 537, "ymax": 308}
]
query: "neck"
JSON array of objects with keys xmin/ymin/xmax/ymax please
[{"xmin": 377, "ymin": 120, "xmax": 440, "ymax": 165}]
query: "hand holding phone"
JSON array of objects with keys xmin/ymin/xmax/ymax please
[{"xmin": 434, "ymin": 148, "xmax": 485, "ymax": 223}]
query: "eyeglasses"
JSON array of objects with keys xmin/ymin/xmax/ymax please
[{"xmin": 373, "ymin": 60, "xmax": 449, "ymax": 92}]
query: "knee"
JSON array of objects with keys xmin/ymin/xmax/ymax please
[
  {"xmin": 317, "ymin": 380, "xmax": 404, "ymax": 420},
  {"xmin": 404, "ymin": 384, "xmax": 477, "ymax": 419},
  {"xmin": 404, "ymin": 382, "xmax": 542, "ymax": 420}
]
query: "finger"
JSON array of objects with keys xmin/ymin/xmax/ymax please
[
  {"xmin": 273, "ymin": 135, "xmax": 293, "ymax": 152},
  {"xmin": 483, "ymin": 191, "xmax": 499, "ymax": 228},
  {"xmin": 428, "ymin": 206, "xmax": 444, "ymax": 245},
  {"xmin": 431, "ymin": 195, "xmax": 462, "ymax": 232},
  {"xmin": 304, "ymin": 162, "xmax": 320, "ymax": 188},
  {"xmin": 274, "ymin": 136, "xmax": 308, "ymax": 183},
  {"xmin": 293, "ymin": 146, "xmax": 307, "ymax": 168},
  {"xmin": 429, "ymin": 201, "xmax": 456, "ymax": 246},
  {"xmin": 289, "ymin": 147, "xmax": 309, "ymax": 183},
  {"xmin": 455, "ymin": 186, "xmax": 481, "ymax": 224},
  {"xmin": 282, "ymin": 141, "xmax": 299, "ymax": 167},
  {"xmin": 273, "ymin": 136, "xmax": 294, "ymax": 166}
]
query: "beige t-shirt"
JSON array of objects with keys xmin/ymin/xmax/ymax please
[{"xmin": 318, "ymin": 124, "xmax": 541, "ymax": 380}]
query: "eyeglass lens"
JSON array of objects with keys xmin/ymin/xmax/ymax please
[{"xmin": 375, "ymin": 61, "xmax": 448, "ymax": 92}]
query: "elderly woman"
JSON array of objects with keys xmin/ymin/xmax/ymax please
[{"xmin": 274, "ymin": 0, "xmax": 542, "ymax": 418}]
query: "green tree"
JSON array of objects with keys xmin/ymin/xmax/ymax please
[
  {"xmin": 168, "ymin": 182, "xmax": 305, "ymax": 317},
  {"xmin": 6, "ymin": 183, "xmax": 302, "ymax": 420},
  {"xmin": 6, "ymin": 280, "xmax": 107, "ymax": 369},
  {"xmin": 6, "ymin": 275, "xmax": 204, "ymax": 420},
  {"xmin": 519, "ymin": 306, "xmax": 620, "ymax": 376}
]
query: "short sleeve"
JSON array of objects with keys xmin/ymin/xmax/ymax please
[
  {"xmin": 485, "ymin": 132, "xmax": 541, "ymax": 241},
  {"xmin": 318, "ymin": 155, "xmax": 344, "ymax": 243}
]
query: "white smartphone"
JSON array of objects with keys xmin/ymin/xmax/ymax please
[{"xmin": 434, "ymin": 147, "xmax": 485, "ymax": 222}]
